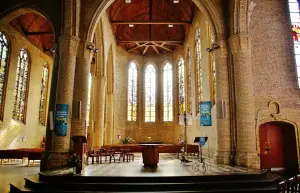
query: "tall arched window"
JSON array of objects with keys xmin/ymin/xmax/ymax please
[
  {"xmin": 38, "ymin": 63, "xmax": 49, "ymax": 125},
  {"xmin": 178, "ymin": 57, "xmax": 185, "ymax": 114},
  {"xmin": 289, "ymin": 0, "xmax": 300, "ymax": 87},
  {"xmin": 208, "ymin": 24, "xmax": 216, "ymax": 105},
  {"xmin": 0, "ymin": 32, "xmax": 9, "ymax": 121},
  {"xmin": 145, "ymin": 64, "xmax": 156, "ymax": 122},
  {"xmin": 13, "ymin": 49, "xmax": 30, "ymax": 122},
  {"xmin": 187, "ymin": 48, "xmax": 192, "ymax": 113},
  {"xmin": 163, "ymin": 62, "xmax": 173, "ymax": 121},
  {"xmin": 128, "ymin": 62, "xmax": 138, "ymax": 121},
  {"xmin": 195, "ymin": 28, "xmax": 202, "ymax": 114}
]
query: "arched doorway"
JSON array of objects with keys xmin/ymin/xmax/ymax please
[{"xmin": 259, "ymin": 122, "xmax": 298, "ymax": 175}]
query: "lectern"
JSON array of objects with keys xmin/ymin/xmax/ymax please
[{"xmin": 138, "ymin": 144, "xmax": 160, "ymax": 167}]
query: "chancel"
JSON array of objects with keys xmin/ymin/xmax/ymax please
[{"xmin": 0, "ymin": 0, "xmax": 300, "ymax": 192}]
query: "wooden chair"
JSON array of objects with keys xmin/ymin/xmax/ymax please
[
  {"xmin": 125, "ymin": 153, "xmax": 134, "ymax": 162},
  {"xmin": 98, "ymin": 149, "xmax": 115, "ymax": 164},
  {"xmin": 288, "ymin": 177, "xmax": 297, "ymax": 193},
  {"xmin": 277, "ymin": 180, "xmax": 286, "ymax": 193},
  {"xmin": 86, "ymin": 150, "xmax": 99, "ymax": 164}
]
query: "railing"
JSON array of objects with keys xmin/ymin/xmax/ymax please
[{"xmin": 278, "ymin": 174, "xmax": 300, "ymax": 192}]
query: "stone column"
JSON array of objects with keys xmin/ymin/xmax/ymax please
[
  {"xmin": 86, "ymin": 63, "xmax": 96, "ymax": 150},
  {"xmin": 104, "ymin": 93, "xmax": 114, "ymax": 145},
  {"xmin": 229, "ymin": 34, "xmax": 258, "ymax": 168},
  {"xmin": 93, "ymin": 76, "xmax": 107, "ymax": 149},
  {"xmin": 71, "ymin": 40, "xmax": 93, "ymax": 137},
  {"xmin": 47, "ymin": 35, "xmax": 80, "ymax": 169},
  {"xmin": 214, "ymin": 40, "xmax": 231, "ymax": 165},
  {"xmin": 71, "ymin": 40, "xmax": 93, "ymax": 167}
]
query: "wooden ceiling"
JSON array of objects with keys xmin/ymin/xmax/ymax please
[
  {"xmin": 107, "ymin": 0, "xmax": 197, "ymax": 55},
  {"xmin": 9, "ymin": 12, "xmax": 54, "ymax": 56}
]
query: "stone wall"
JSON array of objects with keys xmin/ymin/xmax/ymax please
[{"xmin": 0, "ymin": 24, "xmax": 52, "ymax": 149}]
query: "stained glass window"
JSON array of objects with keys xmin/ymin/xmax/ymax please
[
  {"xmin": 187, "ymin": 48, "xmax": 192, "ymax": 113},
  {"xmin": 0, "ymin": 32, "xmax": 9, "ymax": 121},
  {"xmin": 178, "ymin": 57, "xmax": 185, "ymax": 114},
  {"xmin": 289, "ymin": 0, "xmax": 300, "ymax": 87},
  {"xmin": 145, "ymin": 64, "xmax": 156, "ymax": 122},
  {"xmin": 128, "ymin": 62, "xmax": 137, "ymax": 121},
  {"xmin": 38, "ymin": 63, "xmax": 49, "ymax": 125},
  {"xmin": 195, "ymin": 28, "xmax": 203, "ymax": 113},
  {"xmin": 13, "ymin": 49, "xmax": 30, "ymax": 122},
  {"xmin": 163, "ymin": 62, "xmax": 173, "ymax": 121},
  {"xmin": 208, "ymin": 25, "xmax": 216, "ymax": 105}
]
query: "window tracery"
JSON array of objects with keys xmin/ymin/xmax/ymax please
[
  {"xmin": 163, "ymin": 62, "xmax": 173, "ymax": 121},
  {"xmin": 145, "ymin": 64, "xmax": 156, "ymax": 122},
  {"xmin": 128, "ymin": 62, "xmax": 138, "ymax": 121},
  {"xmin": 13, "ymin": 49, "xmax": 30, "ymax": 122},
  {"xmin": 0, "ymin": 32, "xmax": 9, "ymax": 121},
  {"xmin": 178, "ymin": 57, "xmax": 185, "ymax": 114},
  {"xmin": 38, "ymin": 63, "xmax": 49, "ymax": 125}
]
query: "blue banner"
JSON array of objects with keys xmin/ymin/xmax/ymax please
[
  {"xmin": 55, "ymin": 104, "xmax": 69, "ymax": 136},
  {"xmin": 200, "ymin": 101, "xmax": 212, "ymax": 126}
]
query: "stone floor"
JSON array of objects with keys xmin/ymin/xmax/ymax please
[
  {"xmin": 83, "ymin": 153, "xmax": 255, "ymax": 176},
  {"xmin": 0, "ymin": 154, "xmax": 256, "ymax": 193}
]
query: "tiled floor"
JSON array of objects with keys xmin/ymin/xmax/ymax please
[
  {"xmin": 83, "ymin": 153, "xmax": 255, "ymax": 176},
  {"xmin": 0, "ymin": 154, "xmax": 256, "ymax": 193}
]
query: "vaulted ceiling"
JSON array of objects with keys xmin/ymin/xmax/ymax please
[
  {"xmin": 107, "ymin": 0, "xmax": 197, "ymax": 55},
  {"xmin": 9, "ymin": 12, "xmax": 54, "ymax": 56}
]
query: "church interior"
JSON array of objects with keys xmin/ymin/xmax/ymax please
[{"xmin": 1, "ymin": 0, "xmax": 300, "ymax": 192}]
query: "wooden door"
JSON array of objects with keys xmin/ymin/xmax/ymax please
[{"xmin": 259, "ymin": 122, "xmax": 284, "ymax": 169}]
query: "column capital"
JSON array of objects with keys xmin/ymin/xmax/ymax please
[{"xmin": 229, "ymin": 33, "xmax": 249, "ymax": 55}]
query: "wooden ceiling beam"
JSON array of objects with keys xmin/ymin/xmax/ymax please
[
  {"xmin": 111, "ymin": 21, "xmax": 191, "ymax": 25},
  {"xmin": 152, "ymin": 42, "xmax": 172, "ymax": 52},
  {"xmin": 117, "ymin": 40, "xmax": 183, "ymax": 44},
  {"xmin": 128, "ymin": 42, "xmax": 150, "ymax": 52},
  {"xmin": 151, "ymin": 45, "xmax": 159, "ymax": 55},
  {"xmin": 143, "ymin": 46, "xmax": 149, "ymax": 55}
]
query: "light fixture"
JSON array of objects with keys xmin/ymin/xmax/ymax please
[
  {"xmin": 50, "ymin": 46, "xmax": 56, "ymax": 53},
  {"xmin": 129, "ymin": 24, "xmax": 134, "ymax": 27},
  {"xmin": 173, "ymin": 0, "xmax": 179, "ymax": 3},
  {"xmin": 125, "ymin": 0, "xmax": 131, "ymax": 3},
  {"xmin": 86, "ymin": 43, "xmax": 99, "ymax": 54},
  {"xmin": 206, "ymin": 48, "xmax": 212, "ymax": 52},
  {"xmin": 205, "ymin": 42, "xmax": 220, "ymax": 52},
  {"xmin": 168, "ymin": 24, "xmax": 173, "ymax": 28}
]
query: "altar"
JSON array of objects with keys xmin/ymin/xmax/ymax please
[{"xmin": 138, "ymin": 144, "xmax": 161, "ymax": 167}]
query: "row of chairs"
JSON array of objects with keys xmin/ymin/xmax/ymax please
[
  {"xmin": 86, "ymin": 148, "xmax": 134, "ymax": 164},
  {"xmin": 278, "ymin": 174, "xmax": 300, "ymax": 193}
]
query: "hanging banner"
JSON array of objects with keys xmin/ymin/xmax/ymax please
[
  {"xmin": 55, "ymin": 104, "xmax": 69, "ymax": 136},
  {"xmin": 200, "ymin": 101, "xmax": 212, "ymax": 126}
]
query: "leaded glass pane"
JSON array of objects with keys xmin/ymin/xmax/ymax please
[
  {"xmin": 187, "ymin": 49, "xmax": 192, "ymax": 113},
  {"xmin": 0, "ymin": 32, "xmax": 9, "ymax": 111},
  {"xmin": 289, "ymin": 0, "xmax": 300, "ymax": 87},
  {"xmin": 13, "ymin": 49, "xmax": 30, "ymax": 122},
  {"xmin": 145, "ymin": 64, "xmax": 156, "ymax": 122},
  {"xmin": 38, "ymin": 63, "xmax": 49, "ymax": 125},
  {"xmin": 128, "ymin": 62, "xmax": 138, "ymax": 121},
  {"xmin": 195, "ymin": 28, "xmax": 203, "ymax": 112},
  {"xmin": 163, "ymin": 62, "xmax": 173, "ymax": 121},
  {"xmin": 178, "ymin": 57, "xmax": 185, "ymax": 114}
]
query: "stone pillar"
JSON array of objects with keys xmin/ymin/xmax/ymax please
[
  {"xmin": 71, "ymin": 41, "xmax": 93, "ymax": 137},
  {"xmin": 229, "ymin": 34, "xmax": 258, "ymax": 168},
  {"xmin": 71, "ymin": 40, "xmax": 93, "ymax": 167},
  {"xmin": 47, "ymin": 35, "xmax": 80, "ymax": 169},
  {"xmin": 104, "ymin": 93, "xmax": 114, "ymax": 145},
  {"xmin": 93, "ymin": 76, "xmax": 106, "ymax": 149},
  {"xmin": 86, "ymin": 64, "xmax": 96, "ymax": 150},
  {"xmin": 214, "ymin": 40, "xmax": 231, "ymax": 165}
]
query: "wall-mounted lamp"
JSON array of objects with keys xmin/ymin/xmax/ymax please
[
  {"xmin": 50, "ymin": 45, "xmax": 56, "ymax": 53},
  {"xmin": 87, "ymin": 43, "xmax": 99, "ymax": 54},
  {"xmin": 206, "ymin": 42, "xmax": 220, "ymax": 52}
]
